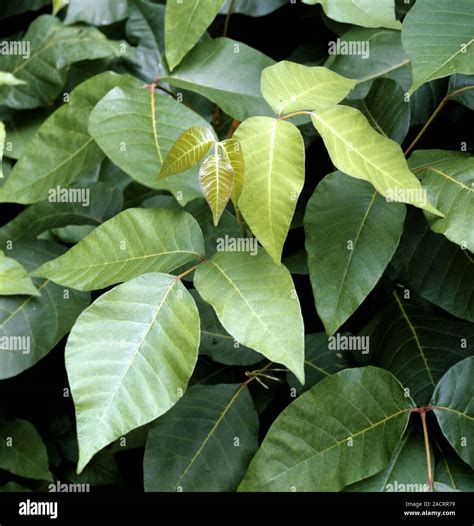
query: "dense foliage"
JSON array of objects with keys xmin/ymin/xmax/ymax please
[{"xmin": 0, "ymin": 0, "xmax": 473, "ymax": 494}]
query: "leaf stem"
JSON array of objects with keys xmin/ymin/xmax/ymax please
[
  {"xmin": 404, "ymin": 85, "xmax": 474, "ymax": 157},
  {"xmin": 278, "ymin": 110, "xmax": 314, "ymax": 121},
  {"xmin": 419, "ymin": 408, "xmax": 434, "ymax": 492},
  {"xmin": 223, "ymin": 0, "xmax": 236, "ymax": 37},
  {"xmin": 175, "ymin": 260, "xmax": 206, "ymax": 281}
]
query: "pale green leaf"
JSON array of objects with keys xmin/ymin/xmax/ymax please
[
  {"xmin": 239, "ymin": 367, "xmax": 414, "ymax": 491},
  {"xmin": 66, "ymin": 272, "xmax": 200, "ymax": 473},
  {"xmin": 0, "ymin": 250, "xmax": 39, "ymax": 296},
  {"xmin": 194, "ymin": 251, "xmax": 305, "ymax": 383},
  {"xmin": 402, "ymin": 0, "xmax": 474, "ymax": 94},
  {"xmin": 409, "ymin": 150, "xmax": 474, "ymax": 253},
  {"xmin": 64, "ymin": 0, "xmax": 129, "ymax": 25},
  {"xmin": 52, "ymin": 0, "xmax": 66, "ymax": 15},
  {"xmin": 33, "ymin": 208, "xmax": 205, "ymax": 291},
  {"xmin": 199, "ymin": 153, "xmax": 234, "ymax": 226},
  {"xmin": 0, "ymin": 418, "xmax": 52, "ymax": 481},
  {"xmin": 234, "ymin": 117, "xmax": 305, "ymax": 264},
  {"xmin": 310, "ymin": 105, "xmax": 441, "ymax": 215},
  {"xmin": 165, "ymin": 0, "xmax": 226, "ymax": 71},
  {"xmin": 162, "ymin": 37, "xmax": 274, "ymax": 121},
  {"xmin": 144, "ymin": 383, "xmax": 259, "ymax": 491},
  {"xmin": 220, "ymin": 138, "xmax": 244, "ymax": 205},
  {"xmin": 219, "ymin": 0, "xmax": 286, "ymax": 17},
  {"xmin": 431, "ymin": 357, "xmax": 474, "ymax": 468},
  {"xmin": 261, "ymin": 61, "xmax": 356, "ymax": 115},
  {"xmin": 0, "ymin": 72, "xmax": 26, "ymax": 86},
  {"xmin": 305, "ymin": 171, "xmax": 405, "ymax": 335},
  {"xmin": 160, "ymin": 126, "xmax": 215, "ymax": 178}
]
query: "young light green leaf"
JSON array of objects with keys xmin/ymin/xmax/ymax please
[
  {"xmin": 234, "ymin": 117, "xmax": 305, "ymax": 264},
  {"xmin": 431, "ymin": 357, "xmax": 474, "ymax": 469},
  {"xmin": 409, "ymin": 150, "xmax": 474, "ymax": 253},
  {"xmin": 402, "ymin": 0, "xmax": 474, "ymax": 94},
  {"xmin": 304, "ymin": 0, "xmax": 401, "ymax": 30},
  {"xmin": 239, "ymin": 367, "xmax": 414, "ymax": 491},
  {"xmin": 0, "ymin": 250, "xmax": 39, "ymax": 296},
  {"xmin": 0, "ymin": 15, "xmax": 124, "ymax": 109},
  {"xmin": 194, "ymin": 251, "xmax": 305, "ymax": 383},
  {"xmin": 220, "ymin": 138, "xmax": 244, "ymax": 205},
  {"xmin": 64, "ymin": 0, "xmax": 129, "ymax": 25},
  {"xmin": 66, "ymin": 273, "xmax": 200, "ymax": 473},
  {"xmin": 310, "ymin": 105, "xmax": 441, "ymax": 215},
  {"xmin": 305, "ymin": 171, "xmax": 406, "ymax": 335},
  {"xmin": 261, "ymin": 61, "xmax": 356, "ymax": 115},
  {"xmin": 144, "ymin": 384, "xmax": 259, "ymax": 491},
  {"xmin": 160, "ymin": 126, "xmax": 216, "ymax": 178},
  {"xmin": 52, "ymin": 0, "xmax": 65, "ymax": 15},
  {"xmin": 199, "ymin": 153, "xmax": 234, "ymax": 226},
  {"xmin": 162, "ymin": 38, "xmax": 274, "ymax": 121},
  {"xmin": 0, "ymin": 72, "xmax": 133, "ymax": 204},
  {"xmin": 33, "ymin": 208, "xmax": 205, "ymax": 291},
  {"xmin": 0, "ymin": 239, "xmax": 89, "ymax": 380},
  {"xmin": 0, "ymin": 418, "xmax": 52, "ymax": 481},
  {"xmin": 165, "ymin": 0, "xmax": 226, "ymax": 71},
  {"xmin": 88, "ymin": 79, "xmax": 210, "ymax": 192},
  {"xmin": 0, "ymin": 72, "xmax": 26, "ymax": 86}
]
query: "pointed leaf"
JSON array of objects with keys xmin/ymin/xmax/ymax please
[
  {"xmin": 199, "ymin": 153, "xmax": 234, "ymax": 226},
  {"xmin": 165, "ymin": 0, "xmax": 226, "ymax": 70},
  {"xmin": 310, "ymin": 105, "xmax": 441, "ymax": 214},
  {"xmin": 431, "ymin": 357, "xmax": 474, "ymax": 468},
  {"xmin": 66, "ymin": 272, "xmax": 200, "ymax": 473},
  {"xmin": 234, "ymin": 117, "xmax": 305, "ymax": 264},
  {"xmin": 33, "ymin": 208, "xmax": 205, "ymax": 291},
  {"xmin": 262, "ymin": 61, "xmax": 356, "ymax": 115},
  {"xmin": 194, "ymin": 251, "xmax": 305, "ymax": 383},
  {"xmin": 402, "ymin": 0, "xmax": 474, "ymax": 94},
  {"xmin": 305, "ymin": 171, "xmax": 406, "ymax": 335},
  {"xmin": 161, "ymin": 126, "xmax": 215, "ymax": 178},
  {"xmin": 0, "ymin": 251, "xmax": 39, "ymax": 296},
  {"xmin": 0, "ymin": 73, "xmax": 25, "ymax": 87},
  {"xmin": 239, "ymin": 367, "xmax": 414, "ymax": 491},
  {"xmin": 144, "ymin": 383, "xmax": 259, "ymax": 491},
  {"xmin": 220, "ymin": 138, "xmax": 244, "ymax": 205}
]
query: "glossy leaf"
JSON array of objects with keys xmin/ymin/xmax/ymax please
[
  {"xmin": 220, "ymin": 138, "xmax": 244, "ymax": 205},
  {"xmin": 235, "ymin": 117, "xmax": 305, "ymax": 264},
  {"xmin": 66, "ymin": 272, "xmax": 200, "ymax": 473},
  {"xmin": 431, "ymin": 357, "xmax": 474, "ymax": 468},
  {"xmin": 33, "ymin": 208, "xmax": 205, "ymax": 291},
  {"xmin": 239, "ymin": 367, "xmax": 414, "ymax": 491},
  {"xmin": 310, "ymin": 105, "xmax": 441, "ymax": 214},
  {"xmin": 261, "ymin": 61, "xmax": 356, "ymax": 115},
  {"xmin": 144, "ymin": 384, "xmax": 259, "ymax": 491},
  {"xmin": 165, "ymin": 0, "xmax": 226, "ymax": 71},
  {"xmin": 305, "ymin": 171, "xmax": 406, "ymax": 335},
  {"xmin": 194, "ymin": 251, "xmax": 305, "ymax": 383},
  {"xmin": 0, "ymin": 250, "xmax": 39, "ymax": 296}
]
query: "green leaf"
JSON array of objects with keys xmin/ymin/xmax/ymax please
[
  {"xmin": 305, "ymin": 171, "xmax": 406, "ymax": 335},
  {"xmin": 234, "ymin": 117, "xmax": 305, "ymax": 264},
  {"xmin": 0, "ymin": 15, "xmax": 124, "ymax": 109},
  {"xmin": 144, "ymin": 383, "xmax": 259, "ymax": 491},
  {"xmin": 219, "ymin": 0, "xmax": 287, "ymax": 17},
  {"xmin": 191, "ymin": 290, "xmax": 262, "ymax": 366},
  {"xmin": 220, "ymin": 138, "xmax": 244, "ymax": 205},
  {"xmin": 239, "ymin": 366, "xmax": 414, "ymax": 491},
  {"xmin": 431, "ymin": 357, "xmax": 474, "ymax": 469},
  {"xmin": 88, "ymin": 79, "xmax": 210, "ymax": 192},
  {"xmin": 3, "ymin": 109, "xmax": 49, "ymax": 160},
  {"xmin": 194, "ymin": 251, "xmax": 305, "ymax": 383},
  {"xmin": 0, "ymin": 0, "xmax": 50, "ymax": 19},
  {"xmin": 0, "ymin": 240, "xmax": 89, "ymax": 380},
  {"xmin": 52, "ymin": 0, "xmax": 65, "ymax": 16},
  {"xmin": 364, "ymin": 292, "xmax": 474, "ymax": 405},
  {"xmin": 409, "ymin": 79, "xmax": 448, "ymax": 126},
  {"xmin": 0, "ymin": 418, "xmax": 52, "ymax": 481},
  {"xmin": 0, "ymin": 72, "xmax": 26, "ymax": 86},
  {"xmin": 199, "ymin": 153, "xmax": 234, "ymax": 226},
  {"xmin": 448, "ymin": 74, "xmax": 474, "ymax": 110},
  {"xmin": 66, "ymin": 272, "xmax": 200, "ymax": 473},
  {"xmin": 350, "ymin": 78, "xmax": 410, "ymax": 143},
  {"xmin": 33, "ymin": 208, "xmax": 204, "ymax": 291},
  {"xmin": 162, "ymin": 37, "xmax": 274, "ymax": 121},
  {"xmin": 304, "ymin": 0, "xmax": 401, "ymax": 30},
  {"xmin": 0, "ymin": 122, "xmax": 4, "ymax": 179},
  {"xmin": 436, "ymin": 456, "xmax": 474, "ymax": 491},
  {"xmin": 310, "ymin": 105, "xmax": 441, "ymax": 215},
  {"xmin": 0, "ymin": 72, "xmax": 133, "ymax": 204},
  {"xmin": 64, "ymin": 0, "xmax": 129, "ymax": 25},
  {"xmin": 409, "ymin": 150, "xmax": 474, "ymax": 253},
  {"xmin": 261, "ymin": 61, "xmax": 356, "ymax": 115},
  {"xmin": 392, "ymin": 210, "xmax": 474, "ymax": 322},
  {"xmin": 402, "ymin": 0, "xmax": 474, "ymax": 94},
  {"xmin": 344, "ymin": 428, "xmax": 430, "ymax": 492},
  {"xmin": 165, "ymin": 0, "xmax": 226, "ymax": 71},
  {"xmin": 0, "ymin": 250, "xmax": 39, "ymax": 296},
  {"xmin": 160, "ymin": 126, "xmax": 215, "ymax": 178}
]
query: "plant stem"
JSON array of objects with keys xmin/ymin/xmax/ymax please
[
  {"xmin": 223, "ymin": 0, "xmax": 235, "ymax": 37},
  {"xmin": 175, "ymin": 260, "xmax": 206, "ymax": 281},
  {"xmin": 419, "ymin": 408, "xmax": 434, "ymax": 492},
  {"xmin": 404, "ymin": 85, "xmax": 474, "ymax": 157},
  {"xmin": 278, "ymin": 110, "xmax": 314, "ymax": 121}
]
